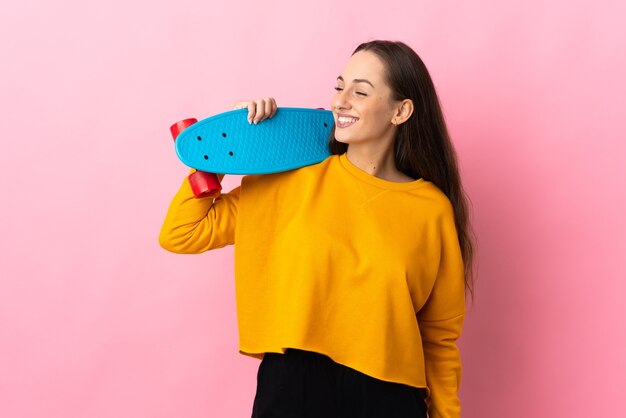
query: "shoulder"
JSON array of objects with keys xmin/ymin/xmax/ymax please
[
  {"xmin": 408, "ymin": 181, "xmax": 454, "ymax": 218},
  {"xmin": 241, "ymin": 155, "xmax": 335, "ymax": 186}
]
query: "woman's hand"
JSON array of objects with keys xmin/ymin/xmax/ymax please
[{"xmin": 233, "ymin": 97, "xmax": 277, "ymax": 125}]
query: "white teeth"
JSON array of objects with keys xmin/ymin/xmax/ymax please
[{"xmin": 338, "ymin": 116, "xmax": 357, "ymax": 123}]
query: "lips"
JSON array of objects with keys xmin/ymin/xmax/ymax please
[{"xmin": 336, "ymin": 115, "xmax": 359, "ymax": 128}]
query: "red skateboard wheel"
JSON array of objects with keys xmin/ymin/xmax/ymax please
[
  {"xmin": 169, "ymin": 117, "xmax": 221, "ymax": 198},
  {"xmin": 170, "ymin": 118, "xmax": 198, "ymax": 140},
  {"xmin": 188, "ymin": 170, "xmax": 222, "ymax": 198}
]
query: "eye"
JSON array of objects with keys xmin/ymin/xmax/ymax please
[
  {"xmin": 356, "ymin": 92, "xmax": 367, "ymax": 96},
  {"xmin": 334, "ymin": 86, "xmax": 343, "ymax": 92}
]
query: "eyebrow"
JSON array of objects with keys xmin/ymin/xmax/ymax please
[{"xmin": 337, "ymin": 75, "xmax": 375, "ymax": 88}]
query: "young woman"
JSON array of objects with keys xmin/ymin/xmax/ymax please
[{"xmin": 160, "ymin": 40, "xmax": 475, "ymax": 418}]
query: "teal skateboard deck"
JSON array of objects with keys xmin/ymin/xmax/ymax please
[{"xmin": 173, "ymin": 107, "xmax": 334, "ymax": 175}]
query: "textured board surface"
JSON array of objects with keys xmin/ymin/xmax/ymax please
[{"xmin": 175, "ymin": 107, "xmax": 334, "ymax": 174}]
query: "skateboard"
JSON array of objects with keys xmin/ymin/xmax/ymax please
[{"xmin": 170, "ymin": 107, "xmax": 334, "ymax": 197}]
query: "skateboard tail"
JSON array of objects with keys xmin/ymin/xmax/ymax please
[{"xmin": 170, "ymin": 118, "xmax": 222, "ymax": 198}]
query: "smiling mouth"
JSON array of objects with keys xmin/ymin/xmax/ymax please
[{"xmin": 336, "ymin": 116, "xmax": 359, "ymax": 128}]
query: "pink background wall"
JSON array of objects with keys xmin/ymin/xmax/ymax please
[{"xmin": 1, "ymin": 0, "xmax": 624, "ymax": 417}]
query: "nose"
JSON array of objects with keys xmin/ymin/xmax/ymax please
[{"xmin": 332, "ymin": 88, "xmax": 351, "ymax": 111}]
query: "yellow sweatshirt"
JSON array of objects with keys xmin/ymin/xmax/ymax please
[{"xmin": 159, "ymin": 152, "xmax": 466, "ymax": 418}]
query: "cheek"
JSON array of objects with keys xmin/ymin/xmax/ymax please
[{"xmin": 363, "ymin": 106, "xmax": 392, "ymax": 130}]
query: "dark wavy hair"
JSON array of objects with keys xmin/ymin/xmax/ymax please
[{"xmin": 329, "ymin": 40, "xmax": 476, "ymax": 301}]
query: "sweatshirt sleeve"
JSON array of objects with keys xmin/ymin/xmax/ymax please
[
  {"xmin": 159, "ymin": 172, "xmax": 240, "ymax": 253},
  {"xmin": 416, "ymin": 202, "xmax": 466, "ymax": 418}
]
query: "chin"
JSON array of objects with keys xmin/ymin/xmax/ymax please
[{"xmin": 333, "ymin": 133, "xmax": 358, "ymax": 144}]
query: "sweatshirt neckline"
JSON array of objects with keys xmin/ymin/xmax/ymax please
[{"xmin": 337, "ymin": 153, "xmax": 426, "ymax": 191}]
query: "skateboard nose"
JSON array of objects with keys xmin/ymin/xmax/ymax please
[{"xmin": 170, "ymin": 118, "xmax": 198, "ymax": 140}]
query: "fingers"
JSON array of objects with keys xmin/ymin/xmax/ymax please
[
  {"xmin": 269, "ymin": 97, "xmax": 277, "ymax": 118},
  {"xmin": 247, "ymin": 102, "xmax": 256, "ymax": 124},
  {"xmin": 234, "ymin": 98, "xmax": 277, "ymax": 124},
  {"xmin": 264, "ymin": 98, "xmax": 276, "ymax": 120},
  {"xmin": 252, "ymin": 98, "xmax": 269, "ymax": 124}
]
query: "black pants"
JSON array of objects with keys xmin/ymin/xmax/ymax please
[{"xmin": 251, "ymin": 348, "xmax": 428, "ymax": 418}]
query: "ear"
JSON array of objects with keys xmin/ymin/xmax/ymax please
[{"xmin": 391, "ymin": 99, "xmax": 414, "ymax": 126}]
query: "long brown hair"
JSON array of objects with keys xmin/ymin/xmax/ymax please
[{"xmin": 329, "ymin": 40, "xmax": 476, "ymax": 302}]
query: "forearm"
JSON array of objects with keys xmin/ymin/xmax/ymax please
[
  {"xmin": 418, "ymin": 313, "xmax": 464, "ymax": 418},
  {"xmin": 159, "ymin": 172, "xmax": 237, "ymax": 253}
]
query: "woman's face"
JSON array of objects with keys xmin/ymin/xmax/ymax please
[{"xmin": 331, "ymin": 50, "xmax": 399, "ymax": 146}]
